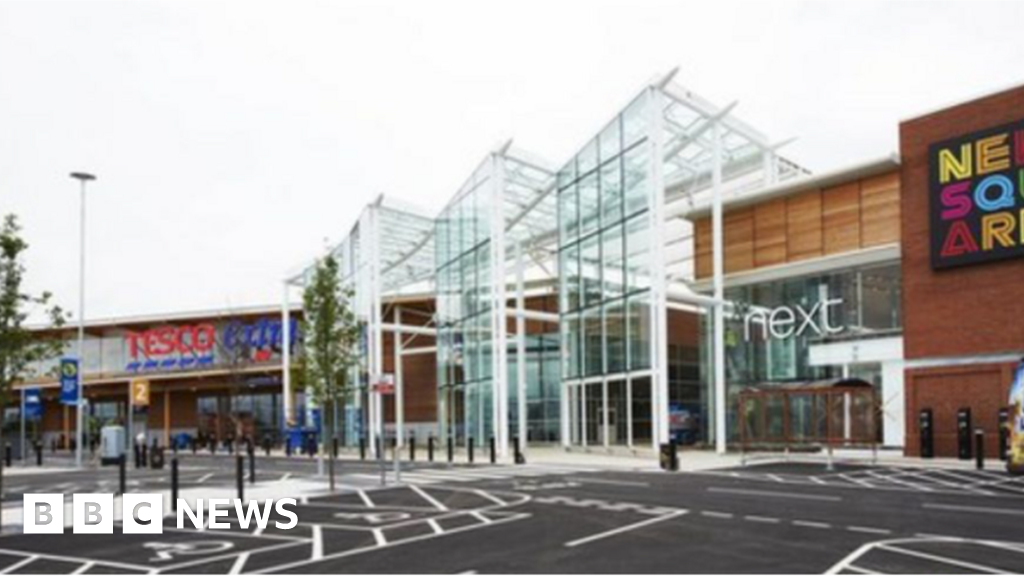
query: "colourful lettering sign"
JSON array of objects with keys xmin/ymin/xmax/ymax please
[{"xmin": 930, "ymin": 120, "xmax": 1024, "ymax": 268}]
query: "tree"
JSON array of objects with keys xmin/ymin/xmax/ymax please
[
  {"xmin": 301, "ymin": 254, "xmax": 358, "ymax": 492},
  {"xmin": 0, "ymin": 214, "xmax": 66, "ymax": 518}
]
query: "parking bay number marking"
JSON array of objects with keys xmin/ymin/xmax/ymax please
[{"xmin": 144, "ymin": 541, "xmax": 235, "ymax": 562}]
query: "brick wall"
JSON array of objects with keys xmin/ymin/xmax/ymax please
[{"xmin": 899, "ymin": 84, "xmax": 1024, "ymax": 457}]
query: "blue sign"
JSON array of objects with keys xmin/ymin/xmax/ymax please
[
  {"xmin": 23, "ymin": 388, "xmax": 42, "ymax": 419},
  {"xmin": 59, "ymin": 358, "xmax": 79, "ymax": 405}
]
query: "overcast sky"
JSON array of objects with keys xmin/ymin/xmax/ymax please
[{"xmin": 3, "ymin": 0, "xmax": 1023, "ymax": 323}]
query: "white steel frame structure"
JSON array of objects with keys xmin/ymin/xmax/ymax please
[
  {"xmin": 283, "ymin": 195, "xmax": 436, "ymax": 460},
  {"xmin": 284, "ymin": 68, "xmax": 806, "ymax": 460}
]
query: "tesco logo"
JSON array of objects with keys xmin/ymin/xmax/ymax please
[{"xmin": 123, "ymin": 318, "xmax": 299, "ymax": 372}]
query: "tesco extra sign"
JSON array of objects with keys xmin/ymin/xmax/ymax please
[{"xmin": 124, "ymin": 318, "xmax": 299, "ymax": 372}]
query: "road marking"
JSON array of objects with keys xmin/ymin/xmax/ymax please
[
  {"xmin": 0, "ymin": 556, "xmax": 36, "ymax": 574},
  {"xmin": 707, "ymin": 487, "xmax": 842, "ymax": 502},
  {"xmin": 427, "ymin": 519, "xmax": 443, "ymax": 534},
  {"xmin": 70, "ymin": 561, "xmax": 95, "ymax": 575},
  {"xmin": 311, "ymin": 525, "xmax": 323, "ymax": 559},
  {"xmin": 228, "ymin": 552, "xmax": 250, "ymax": 575},
  {"xmin": 565, "ymin": 511, "xmax": 687, "ymax": 548},
  {"xmin": 474, "ymin": 489, "xmax": 505, "ymax": 507},
  {"xmin": 357, "ymin": 490, "xmax": 375, "ymax": 508},
  {"xmin": 373, "ymin": 528, "xmax": 387, "ymax": 546},
  {"xmin": 923, "ymin": 502, "xmax": 1024, "ymax": 516},
  {"xmin": 793, "ymin": 520, "xmax": 831, "ymax": 529},
  {"xmin": 810, "ymin": 477, "xmax": 826, "ymax": 485},
  {"xmin": 844, "ymin": 564, "xmax": 880, "ymax": 574},
  {"xmin": 564, "ymin": 477, "xmax": 650, "ymax": 487},
  {"xmin": 196, "ymin": 473, "xmax": 214, "ymax": 483},
  {"xmin": 700, "ymin": 511, "xmax": 733, "ymax": 519},
  {"xmin": 867, "ymin": 470, "xmax": 932, "ymax": 492},
  {"xmin": 744, "ymin": 515, "xmax": 780, "ymax": 524},
  {"xmin": 470, "ymin": 511, "xmax": 492, "ymax": 525},
  {"xmin": 877, "ymin": 543, "xmax": 1003, "ymax": 574},
  {"xmin": 847, "ymin": 526, "xmax": 891, "ymax": 535},
  {"xmin": 281, "ymin": 473, "xmax": 292, "ymax": 481},
  {"xmin": 409, "ymin": 485, "xmax": 449, "ymax": 511}
]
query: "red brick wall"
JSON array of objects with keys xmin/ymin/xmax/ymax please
[
  {"xmin": 899, "ymin": 86, "xmax": 1024, "ymax": 360},
  {"xmin": 899, "ymin": 85, "xmax": 1024, "ymax": 456}
]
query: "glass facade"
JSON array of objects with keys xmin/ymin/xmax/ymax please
[
  {"xmin": 436, "ymin": 166, "xmax": 495, "ymax": 445},
  {"xmin": 705, "ymin": 262, "xmax": 903, "ymax": 441},
  {"xmin": 558, "ymin": 94, "xmax": 658, "ymax": 448}
]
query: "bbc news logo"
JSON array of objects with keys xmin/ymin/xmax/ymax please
[{"xmin": 23, "ymin": 494, "xmax": 298, "ymax": 534}]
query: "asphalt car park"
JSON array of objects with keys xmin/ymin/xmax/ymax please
[{"xmin": 1, "ymin": 457, "xmax": 1024, "ymax": 573}]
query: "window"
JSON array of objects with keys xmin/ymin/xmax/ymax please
[
  {"xmin": 602, "ymin": 224, "xmax": 624, "ymax": 299},
  {"xmin": 584, "ymin": 306, "xmax": 603, "ymax": 377},
  {"xmin": 625, "ymin": 215, "xmax": 651, "ymax": 293},
  {"xmin": 579, "ymin": 172, "xmax": 600, "ymax": 237},
  {"xmin": 628, "ymin": 292, "xmax": 652, "ymax": 371},
  {"xmin": 581, "ymin": 233, "xmax": 602, "ymax": 309},
  {"xmin": 623, "ymin": 142, "xmax": 650, "ymax": 217},
  {"xmin": 601, "ymin": 158, "xmax": 623, "ymax": 228}
]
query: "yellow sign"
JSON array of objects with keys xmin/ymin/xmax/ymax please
[{"xmin": 131, "ymin": 379, "xmax": 150, "ymax": 407}]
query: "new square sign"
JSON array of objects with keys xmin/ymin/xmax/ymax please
[{"xmin": 929, "ymin": 118, "xmax": 1024, "ymax": 269}]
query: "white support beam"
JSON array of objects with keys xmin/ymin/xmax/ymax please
[
  {"xmin": 395, "ymin": 307, "xmax": 404, "ymax": 449},
  {"xmin": 282, "ymin": 281, "xmax": 293, "ymax": 429},
  {"xmin": 648, "ymin": 86, "xmax": 671, "ymax": 450},
  {"xmin": 504, "ymin": 308, "xmax": 560, "ymax": 324},
  {"xmin": 490, "ymin": 151, "xmax": 510, "ymax": 459},
  {"xmin": 515, "ymin": 240, "xmax": 527, "ymax": 458},
  {"xmin": 401, "ymin": 345, "xmax": 437, "ymax": 356},
  {"xmin": 711, "ymin": 121, "xmax": 727, "ymax": 455},
  {"xmin": 380, "ymin": 323, "xmax": 437, "ymax": 337}
]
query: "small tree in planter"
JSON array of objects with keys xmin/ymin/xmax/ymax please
[{"xmin": 301, "ymin": 254, "xmax": 358, "ymax": 492}]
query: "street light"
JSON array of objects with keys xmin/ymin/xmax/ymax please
[{"xmin": 70, "ymin": 171, "xmax": 96, "ymax": 469}]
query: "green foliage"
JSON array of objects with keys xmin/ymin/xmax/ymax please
[
  {"xmin": 0, "ymin": 214, "xmax": 67, "ymax": 397},
  {"xmin": 301, "ymin": 254, "xmax": 359, "ymax": 412}
]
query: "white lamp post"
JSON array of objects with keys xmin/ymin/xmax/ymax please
[{"xmin": 70, "ymin": 171, "xmax": 96, "ymax": 468}]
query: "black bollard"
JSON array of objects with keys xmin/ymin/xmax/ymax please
[
  {"xmin": 333, "ymin": 438, "xmax": 339, "ymax": 459},
  {"xmin": 236, "ymin": 454, "xmax": 244, "ymax": 501},
  {"xmin": 468, "ymin": 437, "xmax": 475, "ymax": 464},
  {"xmin": 191, "ymin": 438, "xmax": 197, "ymax": 455},
  {"xmin": 118, "ymin": 453, "xmax": 127, "ymax": 495},
  {"xmin": 171, "ymin": 457, "xmax": 179, "ymax": 512},
  {"xmin": 285, "ymin": 438, "xmax": 293, "ymax": 457},
  {"xmin": 359, "ymin": 437, "xmax": 366, "ymax": 461},
  {"xmin": 209, "ymin": 439, "xmax": 215, "ymax": 455},
  {"xmin": 4, "ymin": 443, "xmax": 11, "ymax": 468},
  {"xmin": 134, "ymin": 443, "xmax": 141, "ymax": 469},
  {"xmin": 249, "ymin": 450, "xmax": 256, "ymax": 484},
  {"xmin": 36, "ymin": 441, "xmax": 42, "ymax": 467},
  {"xmin": 428, "ymin": 436, "xmax": 434, "ymax": 462},
  {"xmin": 447, "ymin": 437, "xmax": 453, "ymax": 463},
  {"xmin": 264, "ymin": 437, "xmax": 271, "ymax": 457},
  {"xmin": 390, "ymin": 437, "xmax": 397, "ymax": 460},
  {"xmin": 409, "ymin": 435, "xmax": 416, "ymax": 462},
  {"xmin": 141, "ymin": 444, "xmax": 148, "ymax": 468},
  {"xmin": 975, "ymin": 429, "xmax": 985, "ymax": 470},
  {"xmin": 489, "ymin": 436, "xmax": 496, "ymax": 464},
  {"xmin": 227, "ymin": 441, "xmax": 234, "ymax": 455},
  {"xmin": 514, "ymin": 435, "xmax": 524, "ymax": 465}
]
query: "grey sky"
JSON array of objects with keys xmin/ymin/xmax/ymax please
[{"xmin": 3, "ymin": 0, "xmax": 1022, "ymax": 322}]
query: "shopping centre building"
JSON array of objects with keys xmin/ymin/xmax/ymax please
[{"xmin": 22, "ymin": 70, "xmax": 1024, "ymax": 460}]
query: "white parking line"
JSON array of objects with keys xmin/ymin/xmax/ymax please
[
  {"xmin": 877, "ymin": 543, "xmax": 1003, "ymax": 574},
  {"xmin": 923, "ymin": 502, "xmax": 1024, "ymax": 516},
  {"xmin": 410, "ymin": 485, "xmax": 449, "ymax": 512},
  {"xmin": 793, "ymin": 520, "xmax": 831, "ymax": 529},
  {"xmin": 0, "ymin": 556, "xmax": 37, "ymax": 574},
  {"xmin": 707, "ymin": 487, "xmax": 842, "ymax": 502},
  {"xmin": 70, "ymin": 561, "xmax": 96, "ymax": 575},
  {"xmin": 228, "ymin": 552, "xmax": 250, "ymax": 575},
  {"xmin": 564, "ymin": 477, "xmax": 650, "ymax": 487},
  {"xmin": 474, "ymin": 489, "xmax": 505, "ymax": 507},
  {"xmin": 700, "ymin": 511, "xmax": 733, "ymax": 519},
  {"xmin": 311, "ymin": 525, "xmax": 324, "ymax": 560},
  {"xmin": 196, "ymin": 473, "xmax": 215, "ymax": 483},
  {"xmin": 565, "ymin": 511, "xmax": 687, "ymax": 548},
  {"xmin": 427, "ymin": 519, "xmax": 444, "ymax": 534},
  {"xmin": 847, "ymin": 526, "xmax": 891, "ymax": 535},
  {"xmin": 744, "ymin": 516, "xmax": 780, "ymax": 524},
  {"xmin": 357, "ymin": 490, "xmax": 375, "ymax": 508},
  {"xmin": 373, "ymin": 528, "xmax": 387, "ymax": 546}
]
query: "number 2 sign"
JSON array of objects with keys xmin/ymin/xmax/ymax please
[{"xmin": 131, "ymin": 379, "xmax": 150, "ymax": 407}]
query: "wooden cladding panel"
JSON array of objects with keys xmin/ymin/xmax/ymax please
[
  {"xmin": 753, "ymin": 199, "xmax": 787, "ymax": 267},
  {"xmin": 822, "ymin": 182, "xmax": 861, "ymax": 254},
  {"xmin": 695, "ymin": 218, "xmax": 712, "ymax": 278},
  {"xmin": 723, "ymin": 209, "xmax": 755, "ymax": 273},
  {"xmin": 860, "ymin": 172, "xmax": 901, "ymax": 247},
  {"xmin": 785, "ymin": 190, "xmax": 824, "ymax": 261},
  {"xmin": 692, "ymin": 170, "xmax": 901, "ymax": 279}
]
